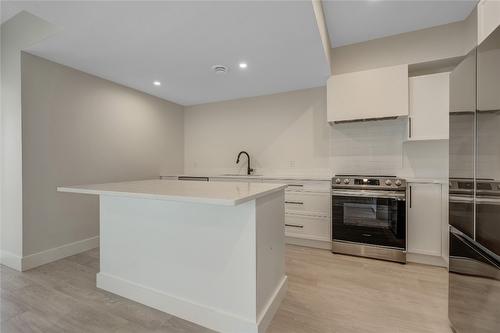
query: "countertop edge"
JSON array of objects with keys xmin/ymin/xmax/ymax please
[
  {"xmin": 162, "ymin": 174, "xmax": 332, "ymax": 181},
  {"xmin": 57, "ymin": 184, "xmax": 287, "ymax": 206}
]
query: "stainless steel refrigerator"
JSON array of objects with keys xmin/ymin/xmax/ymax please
[{"xmin": 448, "ymin": 26, "xmax": 500, "ymax": 333}]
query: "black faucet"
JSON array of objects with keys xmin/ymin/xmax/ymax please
[{"xmin": 236, "ymin": 151, "xmax": 254, "ymax": 175}]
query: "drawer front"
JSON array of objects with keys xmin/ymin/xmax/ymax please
[
  {"xmin": 285, "ymin": 214, "xmax": 330, "ymax": 241},
  {"xmin": 285, "ymin": 192, "xmax": 330, "ymax": 217},
  {"xmin": 262, "ymin": 179, "xmax": 331, "ymax": 193}
]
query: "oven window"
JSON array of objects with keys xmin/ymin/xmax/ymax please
[
  {"xmin": 332, "ymin": 195, "xmax": 406, "ymax": 249},
  {"xmin": 342, "ymin": 198, "xmax": 390, "ymax": 228}
]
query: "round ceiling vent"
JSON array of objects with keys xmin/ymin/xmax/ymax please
[{"xmin": 212, "ymin": 65, "xmax": 229, "ymax": 74}]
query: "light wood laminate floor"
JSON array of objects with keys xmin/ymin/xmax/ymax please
[{"xmin": 1, "ymin": 245, "xmax": 452, "ymax": 333}]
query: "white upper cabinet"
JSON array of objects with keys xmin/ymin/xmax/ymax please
[
  {"xmin": 327, "ymin": 64, "xmax": 409, "ymax": 123},
  {"xmin": 478, "ymin": 0, "xmax": 500, "ymax": 45},
  {"xmin": 450, "ymin": 51, "xmax": 476, "ymax": 114},
  {"xmin": 477, "ymin": 27, "xmax": 500, "ymax": 112},
  {"xmin": 407, "ymin": 72, "xmax": 450, "ymax": 141}
]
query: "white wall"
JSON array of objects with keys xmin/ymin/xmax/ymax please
[
  {"xmin": 21, "ymin": 53, "xmax": 184, "ymax": 259},
  {"xmin": 1, "ymin": 11, "xmax": 59, "ymax": 269},
  {"xmin": 330, "ymin": 9, "xmax": 477, "ymax": 74},
  {"xmin": 184, "ymin": 14, "xmax": 472, "ymax": 179},
  {"xmin": 184, "ymin": 87, "xmax": 331, "ymax": 176},
  {"xmin": 184, "ymin": 87, "xmax": 448, "ymax": 180}
]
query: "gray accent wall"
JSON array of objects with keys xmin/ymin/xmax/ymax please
[{"xmin": 21, "ymin": 53, "xmax": 184, "ymax": 256}]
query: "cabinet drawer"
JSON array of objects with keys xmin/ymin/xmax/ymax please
[
  {"xmin": 262, "ymin": 179, "xmax": 331, "ymax": 193},
  {"xmin": 285, "ymin": 214, "xmax": 330, "ymax": 241},
  {"xmin": 285, "ymin": 192, "xmax": 330, "ymax": 217}
]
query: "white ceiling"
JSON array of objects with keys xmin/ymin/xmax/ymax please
[
  {"xmin": 1, "ymin": 1, "xmax": 329, "ymax": 106},
  {"xmin": 323, "ymin": 0, "xmax": 478, "ymax": 47},
  {"xmin": 1, "ymin": 1, "xmax": 479, "ymax": 105}
]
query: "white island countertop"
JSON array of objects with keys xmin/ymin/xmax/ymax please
[{"xmin": 58, "ymin": 179, "xmax": 287, "ymax": 206}]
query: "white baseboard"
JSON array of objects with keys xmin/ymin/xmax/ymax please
[
  {"xmin": 21, "ymin": 236, "xmax": 99, "ymax": 271},
  {"xmin": 407, "ymin": 252, "xmax": 448, "ymax": 268},
  {"xmin": 97, "ymin": 272, "xmax": 287, "ymax": 333},
  {"xmin": 0, "ymin": 251, "xmax": 23, "ymax": 271},
  {"xmin": 257, "ymin": 276, "xmax": 288, "ymax": 333},
  {"xmin": 286, "ymin": 236, "xmax": 332, "ymax": 250}
]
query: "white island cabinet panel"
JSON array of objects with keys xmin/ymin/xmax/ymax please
[
  {"xmin": 407, "ymin": 183, "xmax": 443, "ymax": 259},
  {"xmin": 408, "ymin": 72, "xmax": 450, "ymax": 141},
  {"xmin": 327, "ymin": 64, "xmax": 409, "ymax": 123},
  {"xmin": 58, "ymin": 179, "xmax": 287, "ymax": 333}
]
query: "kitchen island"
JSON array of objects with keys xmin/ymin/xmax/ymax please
[{"xmin": 58, "ymin": 179, "xmax": 287, "ymax": 333}]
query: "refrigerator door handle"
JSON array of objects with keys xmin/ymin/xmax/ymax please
[{"xmin": 475, "ymin": 197, "xmax": 500, "ymax": 205}]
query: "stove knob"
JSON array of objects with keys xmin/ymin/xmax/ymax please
[
  {"xmin": 344, "ymin": 178, "xmax": 350, "ymax": 184},
  {"xmin": 335, "ymin": 178, "xmax": 341, "ymax": 184},
  {"xmin": 385, "ymin": 179, "xmax": 392, "ymax": 186},
  {"xmin": 395, "ymin": 180, "xmax": 402, "ymax": 186}
]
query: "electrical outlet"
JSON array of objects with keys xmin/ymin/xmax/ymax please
[{"xmin": 289, "ymin": 160, "xmax": 296, "ymax": 168}]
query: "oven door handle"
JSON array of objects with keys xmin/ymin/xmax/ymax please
[
  {"xmin": 475, "ymin": 197, "xmax": 500, "ymax": 205},
  {"xmin": 332, "ymin": 190, "xmax": 406, "ymax": 200}
]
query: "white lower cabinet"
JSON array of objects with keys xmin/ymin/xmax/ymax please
[
  {"xmin": 175, "ymin": 175, "xmax": 332, "ymax": 249},
  {"xmin": 285, "ymin": 192, "xmax": 330, "ymax": 217},
  {"xmin": 285, "ymin": 214, "xmax": 330, "ymax": 241},
  {"xmin": 407, "ymin": 183, "xmax": 445, "ymax": 264},
  {"xmin": 282, "ymin": 183, "xmax": 331, "ymax": 249}
]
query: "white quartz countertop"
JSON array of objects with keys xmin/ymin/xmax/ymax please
[
  {"xmin": 57, "ymin": 179, "xmax": 287, "ymax": 206},
  {"xmin": 404, "ymin": 178, "xmax": 449, "ymax": 184}
]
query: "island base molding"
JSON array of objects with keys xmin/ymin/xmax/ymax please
[{"xmin": 97, "ymin": 273, "xmax": 287, "ymax": 333}]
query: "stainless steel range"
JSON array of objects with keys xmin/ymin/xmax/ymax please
[{"xmin": 331, "ymin": 175, "xmax": 407, "ymax": 263}]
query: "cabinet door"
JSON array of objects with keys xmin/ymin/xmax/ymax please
[
  {"xmin": 407, "ymin": 183, "xmax": 442, "ymax": 256},
  {"xmin": 408, "ymin": 72, "xmax": 449, "ymax": 140},
  {"xmin": 327, "ymin": 64, "xmax": 408, "ymax": 123},
  {"xmin": 478, "ymin": 0, "xmax": 500, "ymax": 45},
  {"xmin": 450, "ymin": 51, "xmax": 476, "ymax": 114}
]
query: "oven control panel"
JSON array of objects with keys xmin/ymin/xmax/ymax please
[{"xmin": 333, "ymin": 176, "xmax": 406, "ymax": 191}]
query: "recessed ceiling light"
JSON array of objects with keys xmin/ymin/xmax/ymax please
[
  {"xmin": 153, "ymin": 81, "xmax": 161, "ymax": 86},
  {"xmin": 239, "ymin": 62, "xmax": 248, "ymax": 69}
]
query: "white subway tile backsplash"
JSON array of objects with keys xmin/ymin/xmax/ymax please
[{"xmin": 330, "ymin": 118, "xmax": 406, "ymax": 176}]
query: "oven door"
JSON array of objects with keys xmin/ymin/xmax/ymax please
[{"xmin": 332, "ymin": 190, "xmax": 406, "ymax": 249}]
